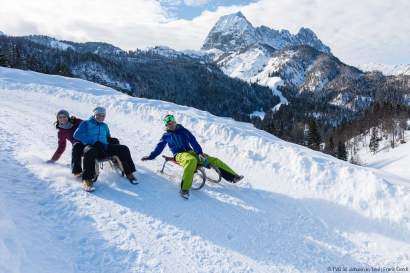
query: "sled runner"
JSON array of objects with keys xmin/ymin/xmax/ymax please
[
  {"xmin": 92, "ymin": 156, "xmax": 138, "ymax": 184},
  {"xmin": 159, "ymin": 155, "xmax": 221, "ymax": 190}
]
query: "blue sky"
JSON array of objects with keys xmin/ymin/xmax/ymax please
[{"xmin": 160, "ymin": 0, "xmax": 256, "ymax": 20}]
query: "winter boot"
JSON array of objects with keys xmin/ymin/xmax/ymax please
[
  {"xmin": 232, "ymin": 175, "xmax": 244, "ymax": 183},
  {"xmin": 126, "ymin": 173, "xmax": 138, "ymax": 184},
  {"xmin": 82, "ymin": 179, "xmax": 95, "ymax": 192},
  {"xmin": 179, "ymin": 189, "xmax": 190, "ymax": 199}
]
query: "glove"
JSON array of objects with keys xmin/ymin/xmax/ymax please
[
  {"xmin": 198, "ymin": 154, "xmax": 209, "ymax": 167},
  {"xmin": 141, "ymin": 156, "xmax": 150, "ymax": 161},
  {"xmin": 108, "ymin": 137, "xmax": 120, "ymax": 145}
]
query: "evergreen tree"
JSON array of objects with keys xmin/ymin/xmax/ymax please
[
  {"xmin": 350, "ymin": 154, "xmax": 362, "ymax": 166},
  {"xmin": 307, "ymin": 119, "xmax": 321, "ymax": 150},
  {"xmin": 327, "ymin": 136, "xmax": 335, "ymax": 155},
  {"xmin": 369, "ymin": 127, "xmax": 379, "ymax": 154},
  {"xmin": 0, "ymin": 51, "xmax": 7, "ymax": 66},
  {"xmin": 337, "ymin": 141, "xmax": 347, "ymax": 161},
  {"xmin": 54, "ymin": 63, "xmax": 72, "ymax": 77}
]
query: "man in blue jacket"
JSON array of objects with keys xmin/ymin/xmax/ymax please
[
  {"xmin": 74, "ymin": 107, "xmax": 137, "ymax": 191},
  {"xmin": 141, "ymin": 114, "xmax": 243, "ymax": 199}
]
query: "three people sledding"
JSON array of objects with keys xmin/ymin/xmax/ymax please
[{"xmin": 49, "ymin": 110, "xmax": 242, "ymax": 196}]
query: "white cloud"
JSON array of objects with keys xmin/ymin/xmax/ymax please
[
  {"xmin": 183, "ymin": 0, "xmax": 211, "ymax": 6},
  {"xmin": 237, "ymin": 0, "xmax": 410, "ymax": 65},
  {"xmin": 0, "ymin": 0, "xmax": 409, "ymax": 65},
  {"xmin": 159, "ymin": 0, "xmax": 211, "ymax": 7}
]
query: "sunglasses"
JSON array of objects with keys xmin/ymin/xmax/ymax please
[
  {"xmin": 95, "ymin": 114, "xmax": 106, "ymax": 117},
  {"xmin": 57, "ymin": 115, "xmax": 68, "ymax": 119}
]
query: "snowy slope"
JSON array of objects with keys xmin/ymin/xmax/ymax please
[
  {"xmin": 358, "ymin": 63, "xmax": 410, "ymax": 76},
  {"xmin": 360, "ymin": 131, "xmax": 410, "ymax": 180},
  {"xmin": 0, "ymin": 67, "xmax": 410, "ymax": 273},
  {"xmin": 216, "ymin": 46, "xmax": 290, "ymax": 115},
  {"xmin": 26, "ymin": 35, "xmax": 74, "ymax": 51}
]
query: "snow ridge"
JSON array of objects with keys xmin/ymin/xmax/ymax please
[{"xmin": 26, "ymin": 35, "xmax": 74, "ymax": 51}]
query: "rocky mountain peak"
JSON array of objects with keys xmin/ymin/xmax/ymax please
[
  {"xmin": 201, "ymin": 11, "xmax": 257, "ymax": 52},
  {"xmin": 202, "ymin": 12, "xmax": 331, "ymax": 54},
  {"xmin": 295, "ymin": 27, "xmax": 331, "ymax": 54}
]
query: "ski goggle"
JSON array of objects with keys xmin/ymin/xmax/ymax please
[{"xmin": 163, "ymin": 115, "xmax": 176, "ymax": 125}]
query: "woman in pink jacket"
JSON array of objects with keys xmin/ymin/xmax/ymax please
[{"xmin": 48, "ymin": 110, "xmax": 83, "ymax": 176}]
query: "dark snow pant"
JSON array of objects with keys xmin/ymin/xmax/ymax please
[
  {"xmin": 82, "ymin": 143, "xmax": 136, "ymax": 180},
  {"xmin": 218, "ymin": 168, "xmax": 236, "ymax": 182},
  {"xmin": 71, "ymin": 142, "xmax": 85, "ymax": 174},
  {"xmin": 71, "ymin": 138, "xmax": 121, "ymax": 175}
]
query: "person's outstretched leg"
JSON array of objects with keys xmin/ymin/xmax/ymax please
[
  {"xmin": 71, "ymin": 142, "xmax": 84, "ymax": 175},
  {"xmin": 106, "ymin": 144, "xmax": 136, "ymax": 175},
  {"xmin": 82, "ymin": 145, "xmax": 98, "ymax": 180},
  {"xmin": 206, "ymin": 155, "xmax": 241, "ymax": 182},
  {"xmin": 175, "ymin": 152, "xmax": 198, "ymax": 191}
]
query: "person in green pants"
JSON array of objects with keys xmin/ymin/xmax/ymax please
[{"xmin": 141, "ymin": 114, "xmax": 243, "ymax": 199}]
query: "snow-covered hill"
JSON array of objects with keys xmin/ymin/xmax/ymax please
[
  {"xmin": 26, "ymin": 35, "xmax": 74, "ymax": 51},
  {"xmin": 0, "ymin": 67, "xmax": 409, "ymax": 273},
  {"xmin": 358, "ymin": 63, "xmax": 410, "ymax": 76},
  {"xmin": 359, "ymin": 131, "xmax": 410, "ymax": 179}
]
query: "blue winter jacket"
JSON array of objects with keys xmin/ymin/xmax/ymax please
[
  {"xmin": 73, "ymin": 117, "xmax": 110, "ymax": 146},
  {"xmin": 148, "ymin": 124, "xmax": 203, "ymax": 159}
]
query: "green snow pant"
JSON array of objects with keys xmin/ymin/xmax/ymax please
[{"xmin": 175, "ymin": 150, "xmax": 238, "ymax": 191}]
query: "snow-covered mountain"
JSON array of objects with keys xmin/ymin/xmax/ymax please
[
  {"xmin": 202, "ymin": 12, "xmax": 330, "ymax": 54},
  {"xmin": 25, "ymin": 35, "xmax": 74, "ymax": 51},
  {"xmin": 200, "ymin": 12, "xmax": 410, "ymax": 126},
  {"xmin": 201, "ymin": 12, "xmax": 366, "ymax": 115},
  {"xmin": 143, "ymin": 46, "xmax": 186, "ymax": 58},
  {"xmin": 0, "ymin": 31, "xmax": 5, "ymax": 36},
  {"xmin": 358, "ymin": 63, "xmax": 410, "ymax": 76},
  {"xmin": 1, "ymin": 67, "xmax": 410, "ymax": 272},
  {"xmin": 25, "ymin": 35, "xmax": 125, "ymax": 56}
]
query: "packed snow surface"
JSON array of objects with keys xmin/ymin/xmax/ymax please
[{"xmin": 0, "ymin": 67, "xmax": 409, "ymax": 273}]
